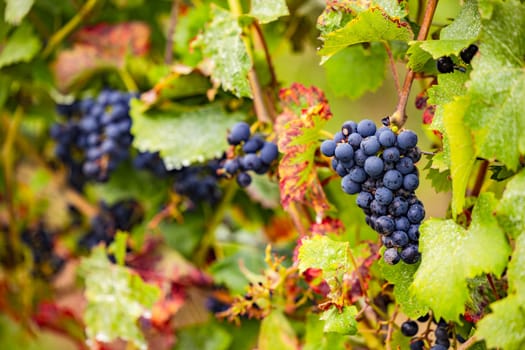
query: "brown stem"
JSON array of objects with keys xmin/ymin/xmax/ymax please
[
  {"xmin": 164, "ymin": 0, "xmax": 180, "ymax": 65},
  {"xmin": 486, "ymin": 274, "xmax": 501, "ymax": 300},
  {"xmin": 385, "ymin": 304, "xmax": 399, "ymax": 350},
  {"xmin": 391, "ymin": 0, "xmax": 439, "ymax": 127},
  {"xmin": 383, "ymin": 41, "xmax": 401, "ymax": 97},
  {"xmin": 467, "ymin": 160, "xmax": 489, "ymax": 197},
  {"xmin": 248, "ymin": 69, "xmax": 273, "ymax": 123},
  {"xmin": 252, "ymin": 22, "xmax": 278, "ymax": 88}
]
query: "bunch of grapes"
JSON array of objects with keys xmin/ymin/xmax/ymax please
[
  {"xmin": 320, "ymin": 119, "xmax": 424, "ymax": 265},
  {"xmin": 400, "ymin": 314, "xmax": 459, "ymax": 350},
  {"xmin": 172, "ymin": 159, "xmax": 224, "ymax": 206},
  {"xmin": 133, "ymin": 151, "xmax": 170, "ymax": 178},
  {"xmin": 51, "ymin": 89, "xmax": 135, "ymax": 183},
  {"xmin": 21, "ymin": 225, "xmax": 65, "ymax": 279},
  {"xmin": 78, "ymin": 199, "xmax": 144, "ymax": 251},
  {"xmin": 222, "ymin": 122, "xmax": 279, "ymax": 187}
]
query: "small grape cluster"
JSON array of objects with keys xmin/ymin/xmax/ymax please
[
  {"xmin": 133, "ymin": 151, "xmax": 170, "ymax": 178},
  {"xmin": 320, "ymin": 119, "xmax": 424, "ymax": 265},
  {"xmin": 222, "ymin": 122, "xmax": 279, "ymax": 187},
  {"xmin": 172, "ymin": 159, "xmax": 224, "ymax": 206},
  {"xmin": 401, "ymin": 314, "xmax": 461, "ymax": 350},
  {"xmin": 21, "ymin": 225, "xmax": 65, "ymax": 279},
  {"xmin": 437, "ymin": 44, "xmax": 478, "ymax": 73},
  {"xmin": 78, "ymin": 199, "xmax": 143, "ymax": 251},
  {"xmin": 51, "ymin": 89, "xmax": 135, "ymax": 183}
]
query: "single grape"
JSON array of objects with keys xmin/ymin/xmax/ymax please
[
  {"xmin": 434, "ymin": 326, "xmax": 449, "ymax": 341},
  {"xmin": 388, "ymin": 197, "xmax": 409, "ymax": 217},
  {"xmin": 349, "ymin": 166, "xmax": 367, "ymax": 184},
  {"xmin": 378, "ymin": 129, "xmax": 396, "ymax": 147},
  {"xmin": 460, "ymin": 44, "xmax": 478, "ymax": 64},
  {"xmin": 342, "ymin": 175, "xmax": 361, "ymax": 195},
  {"xmin": 437, "ymin": 56, "xmax": 454, "ymax": 73},
  {"xmin": 403, "ymin": 173, "xmax": 420, "ymax": 191},
  {"xmin": 383, "ymin": 169, "xmax": 403, "ymax": 191},
  {"xmin": 392, "ymin": 231, "xmax": 409, "ymax": 247},
  {"xmin": 320, "ymin": 140, "xmax": 337, "ymax": 157},
  {"xmin": 361, "ymin": 136, "xmax": 381, "ymax": 156},
  {"xmin": 375, "ymin": 187, "xmax": 394, "ymax": 206},
  {"xmin": 382, "ymin": 147, "xmax": 401, "ymax": 163},
  {"xmin": 364, "ymin": 156, "xmax": 384, "ymax": 178},
  {"xmin": 383, "ymin": 247, "xmax": 401, "ymax": 265},
  {"xmin": 228, "ymin": 122, "xmax": 251, "ymax": 145},
  {"xmin": 436, "ymin": 338, "xmax": 451, "ymax": 348},
  {"xmin": 407, "ymin": 204, "xmax": 425, "ymax": 224},
  {"xmin": 357, "ymin": 119, "xmax": 377, "ymax": 137},
  {"xmin": 236, "ymin": 172, "xmax": 252, "ymax": 187},
  {"xmin": 395, "ymin": 217, "xmax": 410, "ymax": 232},
  {"xmin": 259, "ymin": 141, "xmax": 279, "ymax": 164},
  {"xmin": 356, "ymin": 191, "xmax": 374, "ymax": 209},
  {"xmin": 401, "ymin": 320, "xmax": 419, "ymax": 337},
  {"xmin": 430, "ymin": 345, "xmax": 448, "ymax": 350},
  {"xmin": 241, "ymin": 154, "xmax": 262, "ymax": 171},
  {"xmin": 348, "ymin": 133, "xmax": 362, "ymax": 148},
  {"xmin": 224, "ymin": 159, "xmax": 240, "ymax": 175},
  {"xmin": 396, "ymin": 157, "xmax": 415, "ymax": 175},
  {"xmin": 333, "ymin": 131, "xmax": 345, "ymax": 143},
  {"xmin": 397, "ymin": 130, "xmax": 418, "ymax": 150},
  {"xmin": 400, "ymin": 244, "xmax": 420, "ymax": 264},
  {"xmin": 354, "ymin": 149, "xmax": 367, "ymax": 167},
  {"xmin": 335, "ymin": 143, "xmax": 354, "ymax": 162},
  {"xmin": 375, "ymin": 216, "xmax": 395, "ymax": 235},
  {"xmin": 406, "ymin": 147, "xmax": 422, "ymax": 163}
]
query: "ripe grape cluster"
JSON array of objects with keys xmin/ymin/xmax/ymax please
[
  {"xmin": 78, "ymin": 199, "xmax": 143, "ymax": 251},
  {"xmin": 437, "ymin": 44, "xmax": 478, "ymax": 73},
  {"xmin": 222, "ymin": 122, "xmax": 279, "ymax": 187},
  {"xmin": 320, "ymin": 119, "xmax": 424, "ymax": 265},
  {"xmin": 400, "ymin": 314, "xmax": 459, "ymax": 350},
  {"xmin": 51, "ymin": 89, "xmax": 135, "ymax": 183},
  {"xmin": 172, "ymin": 159, "xmax": 224, "ymax": 206},
  {"xmin": 21, "ymin": 225, "xmax": 65, "ymax": 279}
]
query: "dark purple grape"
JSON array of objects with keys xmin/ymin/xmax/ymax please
[
  {"xmin": 407, "ymin": 204, "xmax": 425, "ymax": 224},
  {"xmin": 403, "ymin": 173, "xmax": 420, "ymax": 191},
  {"xmin": 357, "ymin": 119, "xmax": 377, "ymax": 137},
  {"xmin": 228, "ymin": 122, "xmax": 251, "ymax": 145},
  {"xmin": 259, "ymin": 142, "xmax": 278, "ymax": 164},
  {"xmin": 349, "ymin": 166, "xmax": 367, "ymax": 184},
  {"xmin": 460, "ymin": 44, "xmax": 478, "ymax": 64},
  {"xmin": 356, "ymin": 191, "xmax": 374, "ymax": 209},
  {"xmin": 383, "ymin": 248, "xmax": 400, "ymax": 265},
  {"xmin": 376, "ymin": 216, "xmax": 395, "ymax": 235},
  {"xmin": 243, "ymin": 136, "xmax": 265, "ymax": 153},
  {"xmin": 342, "ymin": 175, "xmax": 361, "ymax": 195},
  {"xmin": 341, "ymin": 121, "xmax": 357, "ymax": 136},
  {"xmin": 437, "ymin": 56, "xmax": 454, "ymax": 73},
  {"xmin": 388, "ymin": 197, "xmax": 409, "ymax": 217},
  {"xmin": 392, "ymin": 231, "xmax": 409, "ymax": 247},
  {"xmin": 378, "ymin": 129, "xmax": 396, "ymax": 147},
  {"xmin": 335, "ymin": 143, "xmax": 354, "ymax": 162},
  {"xmin": 364, "ymin": 156, "xmax": 384, "ymax": 178},
  {"xmin": 383, "ymin": 170, "xmax": 403, "ymax": 190},
  {"xmin": 236, "ymin": 172, "xmax": 252, "ymax": 187},
  {"xmin": 321, "ymin": 140, "xmax": 337, "ymax": 157},
  {"xmin": 400, "ymin": 244, "xmax": 420, "ymax": 264},
  {"xmin": 375, "ymin": 187, "xmax": 394, "ymax": 206},
  {"xmin": 401, "ymin": 320, "xmax": 419, "ymax": 336},
  {"xmin": 361, "ymin": 136, "xmax": 381, "ymax": 156},
  {"xmin": 348, "ymin": 133, "xmax": 362, "ymax": 148}
]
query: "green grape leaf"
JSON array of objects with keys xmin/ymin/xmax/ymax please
[
  {"xmin": 462, "ymin": 1, "xmax": 525, "ymax": 170},
  {"xmin": 379, "ymin": 258, "xmax": 428, "ymax": 318},
  {"xmin": 498, "ymin": 170, "xmax": 525, "ymax": 238},
  {"xmin": 4, "ymin": 0, "xmax": 34, "ymax": 24},
  {"xmin": 475, "ymin": 295, "xmax": 525, "ymax": 350},
  {"xmin": 108, "ymin": 231, "xmax": 128, "ymax": 266},
  {"xmin": 508, "ymin": 232, "xmax": 525, "ymax": 298},
  {"xmin": 320, "ymin": 306, "xmax": 358, "ymax": 335},
  {"xmin": 411, "ymin": 193, "xmax": 511, "ymax": 321},
  {"xmin": 297, "ymin": 235, "xmax": 351, "ymax": 280},
  {"xmin": 424, "ymin": 161, "xmax": 452, "ymax": 193},
  {"xmin": 79, "ymin": 246, "xmax": 160, "ymax": 349},
  {"xmin": 419, "ymin": 40, "xmax": 473, "ymax": 59},
  {"xmin": 250, "ymin": 0, "xmax": 289, "ymax": 24},
  {"xmin": 258, "ymin": 310, "xmax": 298, "ymax": 350},
  {"xmin": 440, "ymin": 0, "xmax": 480, "ymax": 41},
  {"xmin": 174, "ymin": 4, "xmax": 210, "ymax": 67},
  {"xmin": 130, "ymin": 99, "xmax": 240, "ymax": 170},
  {"xmin": 406, "ymin": 42, "xmax": 433, "ymax": 72},
  {"xmin": 442, "ymin": 96, "xmax": 476, "ymax": 216},
  {"xmin": 276, "ymin": 83, "xmax": 332, "ymax": 216},
  {"xmin": 303, "ymin": 313, "xmax": 348, "ymax": 350},
  {"xmin": 324, "ymin": 43, "xmax": 387, "ymax": 99},
  {"xmin": 0, "ymin": 24, "xmax": 41, "ymax": 68},
  {"xmin": 318, "ymin": 7, "xmax": 413, "ymax": 62},
  {"xmin": 199, "ymin": 6, "xmax": 252, "ymax": 97}
]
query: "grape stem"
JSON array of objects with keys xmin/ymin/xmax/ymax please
[
  {"xmin": 458, "ymin": 335, "xmax": 478, "ymax": 350},
  {"xmin": 391, "ymin": 0, "xmax": 439, "ymax": 127},
  {"xmin": 252, "ymin": 22, "xmax": 278, "ymax": 88},
  {"xmin": 467, "ymin": 160, "xmax": 489, "ymax": 197},
  {"xmin": 383, "ymin": 42, "xmax": 401, "ymax": 97},
  {"xmin": 42, "ymin": 0, "xmax": 99, "ymax": 58},
  {"xmin": 164, "ymin": 0, "xmax": 180, "ymax": 65},
  {"xmin": 385, "ymin": 304, "xmax": 399, "ymax": 350}
]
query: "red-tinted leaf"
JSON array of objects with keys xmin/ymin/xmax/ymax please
[
  {"xmin": 310, "ymin": 217, "xmax": 345, "ymax": 236},
  {"xmin": 53, "ymin": 22, "xmax": 150, "ymax": 92},
  {"xmin": 33, "ymin": 302, "xmax": 87, "ymax": 349},
  {"xmin": 275, "ymin": 83, "xmax": 333, "ymax": 217}
]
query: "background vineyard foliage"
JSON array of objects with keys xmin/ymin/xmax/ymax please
[{"xmin": 0, "ymin": 0, "xmax": 524, "ymax": 349}]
